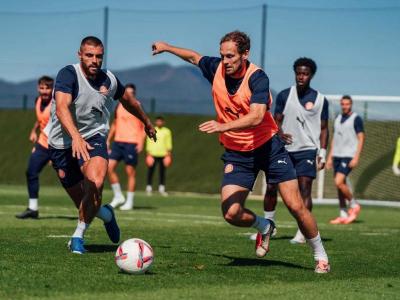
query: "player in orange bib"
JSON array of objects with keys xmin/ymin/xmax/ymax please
[
  {"xmin": 16, "ymin": 76, "xmax": 53, "ymax": 219},
  {"xmin": 152, "ymin": 31, "xmax": 330, "ymax": 273},
  {"xmin": 107, "ymin": 84, "xmax": 146, "ymax": 210}
]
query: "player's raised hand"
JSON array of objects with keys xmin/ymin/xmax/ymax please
[
  {"xmin": 145, "ymin": 122, "xmax": 157, "ymax": 142},
  {"xmin": 72, "ymin": 135, "xmax": 93, "ymax": 162},
  {"xmin": 29, "ymin": 131, "xmax": 38, "ymax": 143},
  {"xmin": 152, "ymin": 42, "xmax": 169, "ymax": 56},
  {"xmin": 349, "ymin": 156, "xmax": 359, "ymax": 168},
  {"xmin": 199, "ymin": 120, "xmax": 226, "ymax": 134}
]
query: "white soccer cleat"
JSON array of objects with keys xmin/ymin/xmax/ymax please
[
  {"xmin": 290, "ymin": 229, "xmax": 306, "ymax": 244},
  {"xmin": 255, "ymin": 221, "xmax": 275, "ymax": 258},
  {"xmin": 315, "ymin": 260, "xmax": 331, "ymax": 274},
  {"xmin": 119, "ymin": 202, "xmax": 133, "ymax": 211},
  {"xmin": 109, "ymin": 196, "xmax": 126, "ymax": 208},
  {"xmin": 249, "ymin": 227, "xmax": 277, "ymax": 240},
  {"xmin": 146, "ymin": 185, "xmax": 153, "ymax": 196}
]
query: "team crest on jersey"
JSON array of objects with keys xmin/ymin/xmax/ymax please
[
  {"xmin": 224, "ymin": 164, "xmax": 234, "ymax": 174},
  {"xmin": 305, "ymin": 101, "xmax": 314, "ymax": 110}
]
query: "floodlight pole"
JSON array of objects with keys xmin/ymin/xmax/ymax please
[
  {"xmin": 103, "ymin": 6, "xmax": 109, "ymax": 69},
  {"xmin": 260, "ymin": 4, "xmax": 267, "ymax": 69}
]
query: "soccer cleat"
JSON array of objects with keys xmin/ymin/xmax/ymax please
[
  {"xmin": 249, "ymin": 227, "xmax": 277, "ymax": 241},
  {"xmin": 290, "ymin": 229, "xmax": 306, "ymax": 244},
  {"xmin": 15, "ymin": 208, "xmax": 39, "ymax": 219},
  {"xmin": 109, "ymin": 196, "xmax": 126, "ymax": 208},
  {"xmin": 341, "ymin": 213, "xmax": 357, "ymax": 224},
  {"xmin": 315, "ymin": 260, "xmax": 331, "ymax": 274},
  {"xmin": 348, "ymin": 203, "xmax": 361, "ymax": 218},
  {"xmin": 145, "ymin": 185, "xmax": 153, "ymax": 196},
  {"xmin": 69, "ymin": 237, "xmax": 87, "ymax": 254},
  {"xmin": 329, "ymin": 216, "xmax": 348, "ymax": 225},
  {"xmin": 103, "ymin": 204, "xmax": 120, "ymax": 243},
  {"xmin": 119, "ymin": 202, "xmax": 133, "ymax": 211},
  {"xmin": 255, "ymin": 220, "xmax": 275, "ymax": 258}
]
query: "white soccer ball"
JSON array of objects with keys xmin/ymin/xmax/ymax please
[{"xmin": 115, "ymin": 238, "xmax": 154, "ymax": 274}]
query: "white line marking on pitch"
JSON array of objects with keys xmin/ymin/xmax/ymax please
[{"xmin": 47, "ymin": 235, "xmax": 71, "ymax": 238}]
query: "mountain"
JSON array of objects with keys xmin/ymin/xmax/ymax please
[{"xmin": 0, "ymin": 63, "xmax": 276, "ymax": 114}]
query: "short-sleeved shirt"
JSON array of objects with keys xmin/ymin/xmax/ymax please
[
  {"xmin": 54, "ymin": 65, "xmax": 125, "ymax": 101},
  {"xmin": 274, "ymin": 87, "xmax": 329, "ymax": 120},
  {"xmin": 198, "ymin": 56, "xmax": 271, "ymax": 107},
  {"xmin": 340, "ymin": 113, "xmax": 364, "ymax": 133}
]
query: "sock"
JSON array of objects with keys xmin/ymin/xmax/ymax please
[
  {"xmin": 111, "ymin": 183, "xmax": 123, "ymax": 198},
  {"xmin": 28, "ymin": 198, "xmax": 38, "ymax": 211},
  {"xmin": 146, "ymin": 185, "xmax": 152, "ymax": 192},
  {"xmin": 126, "ymin": 192, "xmax": 135, "ymax": 207},
  {"xmin": 96, "ymin": 206, "xmax": 112, "ymax": 223},
  {"xmin": 306, "ymin": 232, "xmax": 329, "ymax": 262},
  {"xmin": 72, "ymin": 220, "xmax": 89, "ymax": 238},
  {"xmin": 252, "ymin": 215, "xmax": 270, "ymax": 234},
  {"xmin": 158, "ymin": 185, "xmax": 165, "ymax": 193},
  {"xmin": 293, "ymin": 228, "xmax": 305, "ymax": 241},
  {"xmin": 349, "ymin": 198, "xmax": 358, "ymax": 208},
  {"xmin": 340, "ymin": 208, "xmax": 348, "ymax": 218},
  {"xmin": 264, "ymin": 210, "xmax": 275, "ymax": 222}
]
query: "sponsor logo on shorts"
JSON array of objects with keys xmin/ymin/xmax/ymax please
[
  {"xmin": 128, "ymin": 155, "xmax": 133, "ymax": 159},
  {"xmin": 93, "ymin": 143, "xmax": 102, "ymax": 147},
  {"xmin": 224, "ymin": 164, "xmax": 234, "ymax": 174},
  {"xmin": 277, "ymin": 158, "xmax": 287, "ymax": 165},
  {"xmin": 306, "ymin": 159, "xmax": 314, "ymax": 165},
  {"xmin": 341, "ymin": 162, "xmax": 347, "ymax": 168}
]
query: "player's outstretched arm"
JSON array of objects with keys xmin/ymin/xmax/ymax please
[
  {"xmin": 55, "ymin": 91, "xmax": 93, "ymax": 161},
  {"xmin": 318, "ymin": 120, "xmax": 329, "ymax": 170},
  {"xmin": 349, "ymin": 132, "xmax": 365, "ymax": 168},
  {"xmin": 199, "ymin": 103, "xmax": 266, "ymax": 134},
  {"xmin": 119, "ymin": 90, "xmax": 157, "ymax": 142},
  {"xmin": 29, "ymin": 121, "xmax": 39, "ymax": 143},
  {"xmin": 274, "ymin": 113, "xmax": 293, "ymax": 144},
  {"xmin": 152, "ymin": 41, "xmax": 202, "ymax": 66},
  {"xmin": 107, "ymin": 121, "xmax": 116, "ymax": 152},
  {"xmin": 326, "ymin": 137, "xmax": 334, "ymax": 170}
]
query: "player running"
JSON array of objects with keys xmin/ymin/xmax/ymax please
[
  {"xmin": 152, "ymin": 31, "xmax": 330, "ymax": 273},
  {"xmin": 107, "ymin": 83, "xmax": 146, "ymax": 210},
  {"xmin": 258, "ymin": 58, "xmax": 329, "ymax": 244},
  {"xmin": 16, "ymin": 76, "xmax": 54, "ymax": 219},
  {"xmin": 327, "ymin": 95, "xmax": 365, "ymax": 224},
  {"xmin": 47, "ymin": 36, "xmax": 156, "ymax": 254}
]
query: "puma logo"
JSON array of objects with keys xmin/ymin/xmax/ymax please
[
  {"xmin": 224, "ymin": 107, "xmax": 243, "ymax": 119},
  {"xmin": 306, "ymin": 159, "xmax": 314, "ymax": 165},
  {"xmin": 297, "ymin": 116, "xmax": 306, "ymax": 129},
  {"xmin": 277, "ymin": 159, "xmax": 287, "ymax": 165}
]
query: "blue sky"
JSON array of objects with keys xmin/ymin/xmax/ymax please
[{"xmin": 1, "ymin": 0, "xmax": 399, "ymax": 96}]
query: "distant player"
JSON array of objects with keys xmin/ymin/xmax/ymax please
[
  {"xmin": 327, "ymin": 95, "xmax": 365, "ymax": 224},
  {"xmin": 392, "ymin": 137, "xmax": 400, "ymax": 176},
  {"xmin": 16, "ymin": 76, "xmax": 54, "ymax": 219},
  {"xmin": 260, "ymin": 58, "xmax": 329, "ymax": 244},
  {"xmin": 145, "ymin": 116, "xmax": 173, "ymax": 196},
  {"xmin": 107, "ymin": 83, "xmax": 146, "ymax": 210},
  {"xmin": 48, "ymin": 36, "xmax": 156, "ymax": 254},
  {"xmin": 152, "ymin": 31, "xmax": 330, "ymax": 273}
]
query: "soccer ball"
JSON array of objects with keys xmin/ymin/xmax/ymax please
[{"xmin": 115, "ymin": 238, "xmax": 154, "ymax": 274}]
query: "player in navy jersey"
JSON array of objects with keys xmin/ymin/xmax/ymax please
[
  {"xmin": 327, "ymin": 95, "xmax": 365, "ymax": 224},
  {"xmin": 48, "ymin": 36, "xmax": 156, "ymax": 254},
  {"xmin": 256, "ymin": 58, "xmax": 329, "ymax": 244}
]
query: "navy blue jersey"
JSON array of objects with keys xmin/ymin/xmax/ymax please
[
  {"xmin": 198, "ymin": 56, "xmax": 270, "ymax": 106},
  {"xmin": 54, "ymin": 65, "xmax": 125, "ymax": 101},
  {"xmin": 340, "ymin": 113, "xmax": 364, "ymax": 133},
  {"xmin": 274, "ymin": 87, "xmax": 329, "ymax": 120}
]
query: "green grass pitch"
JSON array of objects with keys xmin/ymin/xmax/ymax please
[{"xmin": 0, "ymin": 184, "xmax": 399, "ymax": 299}]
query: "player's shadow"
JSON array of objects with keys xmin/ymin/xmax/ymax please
[
  {"xmin": 39, "ymin": 215, "xmax": 76, "ymax": 220},
  {"xmin": 86, "ymin": 244, "xmax": 118, "ymax": 253},
  {"xmin": 272, "ymin": 235, "xmax": 333, "ymax": 242},
  {"xmin": 212, "ymin": 253, "xmax": 310, "ymax": 270},
  {"xmin": 129, "ymin": 206, "xmax": 157, "ymax": 210}
]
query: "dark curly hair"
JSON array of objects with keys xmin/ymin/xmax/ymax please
[{"xmin": 293, "ymin": 57, "xmax": 317, "ymax": 75}]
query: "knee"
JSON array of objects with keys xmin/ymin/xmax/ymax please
[
  {"xmin": 26, "ymin": 168, "xmax": 38, "ymax": 180},
  {"xmin": 222, "ymin": 204, "xmax": 242, "ymax": 224},
  {"xmin": 287, "ymin": 199, "xmax": 307, "ymax": 218},
  {"xmin": 335, "ymin": 179, "xmax": 345, "ymax": 189}
]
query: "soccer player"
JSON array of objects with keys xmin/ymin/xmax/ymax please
[
  {"xmin": 145, "ymin": 116, "xmax": 173, "ymax": 196},
  {"xmin": 107, "ymin": 83, "xmax": 146, "ymax": 210},
  {"xmin": 47, "ymin": 36, "xmax": 156, "ymax": 254},
  {"xmin": 16, "ymin": 76, "xmax": 54, "ymax": 219},
  {"xmin": 327, "ymin": 95, "xmax": 365, "ymax": 224},
  {"xmin": 152, "ymin": 31, "xmax": 330, "ymax": 273},
  {"xmin": 392, "ymin": 136, "xmax": 400, "ymax": 176},
  {"xmin": 260, "ymin": 58, "xmax": 329, "ymax": 244}
]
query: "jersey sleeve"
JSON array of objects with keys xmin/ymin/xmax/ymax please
[
  {"xmin": 198, "ymin": 56, "xmax": 221, "ymax": 84},
  {"xmin": 274, "ymin": 89, "xmax": 290, "ymax": 115},
  {"xmin": 248, "ymin": 70, "xmax": 270, "ymax": 107},
  {"xmin": 54, "ymin": 65, "xmax": 78, "ymax": 100},
  {"xmin": 165, "ymin": 128, "xmax": 173, "ymax": 151},
  {"xmin": 113, "ymin": 76, "xmax": 126, "ymax": 100},
  {"xmin": 321, "ymin": 98, "xmax": 329, "ymax": 120},
  {"xmin": 354, "ymin": 115, "xmax": 364, "ymax": 133}
]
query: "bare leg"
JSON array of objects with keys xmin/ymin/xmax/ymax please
[
  {"xmin": 107, "ymin": 159, "xmax": 119, "ymax": 185},
  {"xmin": 125, "ymin": 165, "xmax": 136, "ymax": 192},
  {"xmin": 264, "ymin": 183, "xmax": 278, "ymax": 212},
  {"xmin": 297, "ymin": 176, "xmax": 313, "ymax": 211},
  {"xmin": 335, "ymin": 173, "xmax": 353, "ymax": 202},
  {"xmin": 221, "ymin": 185, "xmax": 254, "ymax": 226}
]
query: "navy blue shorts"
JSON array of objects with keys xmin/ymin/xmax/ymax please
[
  {"xmin": 109, "ymin": 142, "xmax": 138, "ymax": 166},
  {"xmin": 221, "ymin": 135, "xmax": 297, "ymax": 190},
  {"xmin": 333, "ymin": 157, "xmax": 353, "ymax": 176},
  {"xmin": 288, "ymin": 149, "xmax": 318, "ymax": 179},
  {"xmin": 49, "ymin": 134, "xmax": 108, "ymax": 188}
]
